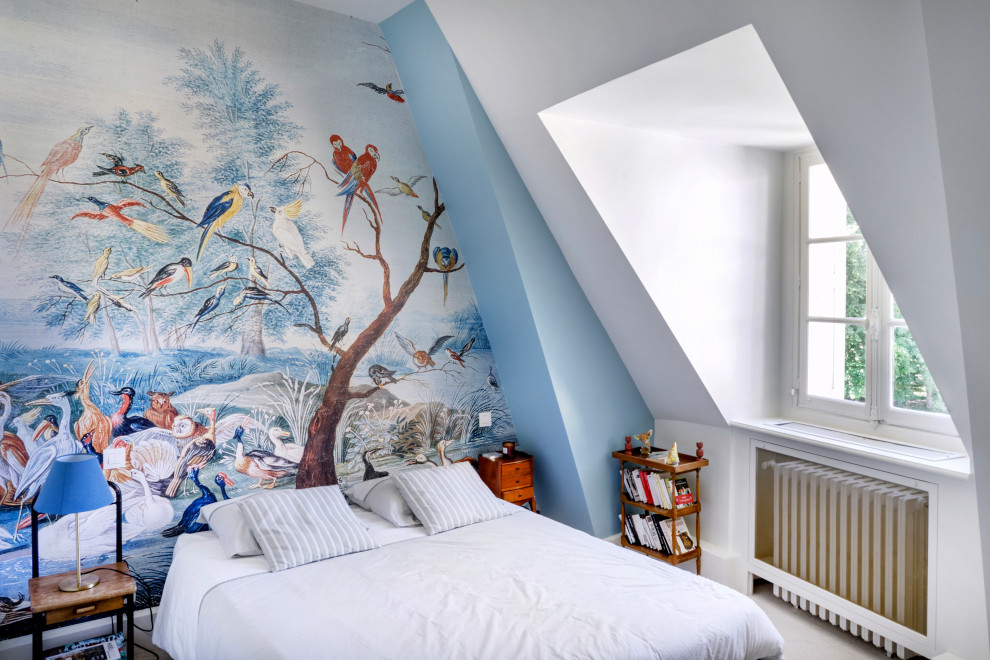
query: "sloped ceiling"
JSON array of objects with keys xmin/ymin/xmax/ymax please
[
  {"xmin": 422, "ymin": 0, "xmax": 971, "ymax": 451},
  {"xmin": 539, "ymin": 25, "xmax": 806, "ymax": 423}
]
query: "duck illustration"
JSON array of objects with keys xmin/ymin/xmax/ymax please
[
  {"xmin": 406, "ymin": 454, "xmax": 438, "ymax": 467},
  {"xmin": 266, "ymin": 427, "xmax": 303, "ymax": 464},
  {"xmin": 123, "ymin": 469, "xmax": 173, "ymax": 532},
  {"xmin": 109, "ymin": 387, "xmax": 156, "ymax": 438},
  {"xmin": 234, "ymin": 426, "xmax": 298, "ymax": 489}
]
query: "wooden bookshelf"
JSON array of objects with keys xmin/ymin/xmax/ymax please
[{"xmin": 613, "ymin": 449, "xmax": 708, "ymax": 574}]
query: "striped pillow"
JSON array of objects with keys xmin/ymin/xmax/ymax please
[
  {"xmin": 239, "ymin": 485, "xmax": 378, "ymax": 571},
  {"xmin": 391, "ymin": 462, "xmax": 511, "ymax": 535}
]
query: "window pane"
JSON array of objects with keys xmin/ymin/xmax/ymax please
[
  {"xmin": 807, "ymin": 163, "xmax": 862, "ymax": 238},
  {"xmin": 893, "ymin": 327, "xmax": 947, "ymax": 413},
  {"xmin": 807, "ymin": 322, "xmax": 865, "ymax": 403},
  {"xmin": 808, "ymin": 240, "xmax": 866, "ymax": 318}
]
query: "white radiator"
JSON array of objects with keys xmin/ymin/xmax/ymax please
[{"xmin": 768, "ymin": 459, "xmax": 928, "ymax": 658}]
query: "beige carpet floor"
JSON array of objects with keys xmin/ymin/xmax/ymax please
[{"xmin": 750, "ymin": 580, "xmax": 922, "ymax": 659}]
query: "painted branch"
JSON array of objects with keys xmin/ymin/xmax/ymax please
[{"xmin": 295, "ymin": 179, "xmax": 445, "ymax": 488}]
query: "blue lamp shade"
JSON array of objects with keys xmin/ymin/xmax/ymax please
[{"xmin": 34, "ymin": 454, "xmax": 114, "ymax": 515}]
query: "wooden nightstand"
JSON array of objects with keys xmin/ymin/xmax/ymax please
[
  {"xmin": 478, "ymin": 450, "xmax": 538, "ymax": 511},
  {"xmin": 29, "ymin": 562, "xmax": 136, "ymax": 660}
]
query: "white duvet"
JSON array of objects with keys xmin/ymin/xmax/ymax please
[{"xmin": 153, "ymin": 506, "xmax": 784, "ymax": 660}]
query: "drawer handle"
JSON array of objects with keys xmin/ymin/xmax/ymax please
[{"xmin": 75, "ymin": 605, "xmax": 96, "ymax": 615}]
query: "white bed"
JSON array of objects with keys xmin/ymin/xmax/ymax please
[{"xmin": 153, "ymin": 504, "xmax": 784, "ymax": 660}]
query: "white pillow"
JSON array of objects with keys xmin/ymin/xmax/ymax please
[
  {"xmin": 239, "ymin": 485, "xmax": 379, "ymax": 571},
  {"xmin": 198, "ymin": 493, "xmax": 264, "ymax": 558},
  {"xmin": 345, "ymin": 477, "xmax": 420, "ymax": 527},
  {"xmin": 391, "ymin": 462, "xmax": 511, "ymax": 535}
]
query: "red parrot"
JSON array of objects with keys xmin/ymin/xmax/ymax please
[
  {"xmin": 93, "ymin": 153, "xmax": 145, "ymax": 178},
  {"xmin": 71, "ymin": 197, "xmax": 170, "ymax": 243},
  {"xmin": 336, "ymin": 144, "xmax": 381, "ymax": 235},
  {"xmin": 329, "ymin": 134, "xmax": 357, "ymax": 177}
]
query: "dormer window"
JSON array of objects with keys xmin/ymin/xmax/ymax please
[{"xmin": 795, "ymin": 151, "xmax": 955, "ymax": 436}]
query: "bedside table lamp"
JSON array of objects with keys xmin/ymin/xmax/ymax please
[{"xmin": 34, "ymin": 454, "xmax": 114, "ymax": 592}]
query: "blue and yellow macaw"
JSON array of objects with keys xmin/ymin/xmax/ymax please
[
  {"xmin": 432, "ymin": 246, "xmax": 459, "ymax": 306},
  {"xmin": 196, "ymin": 184, "xmax": 253, "ymax": 261}
]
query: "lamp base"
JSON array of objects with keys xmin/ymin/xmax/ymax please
[{"xmin": 58, "ymin": 575, "xmax": 100, "ymax": 592}]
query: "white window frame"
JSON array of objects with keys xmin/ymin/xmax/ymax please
[{"xmin": 793, "ymin": 151, "xmax": 956, "ymax": 437}]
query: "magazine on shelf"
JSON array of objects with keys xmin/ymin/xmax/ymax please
[
  {"xmin": 43, "ymin": 632, "xmax": 125, "ymax": 660},
  {"xmin": 674, "ymin": 477, "xmax": 695, "ymax": 508}
]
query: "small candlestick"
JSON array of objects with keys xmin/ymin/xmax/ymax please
[
  {"xmin": 624, "ymin": 436, "xmax": 632, "ymax": 455},
  {"xmin": 696, "ymin": 441, "xmax": 704, "ymax": 459}
]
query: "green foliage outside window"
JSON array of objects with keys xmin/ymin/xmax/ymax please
[
  {"xmin": 841, "ymin": 209, "xmax": 946, "ymax": 413},
  {"xmin": 844, "ymin": 209, "xmax": 867, "ymax": 402}
]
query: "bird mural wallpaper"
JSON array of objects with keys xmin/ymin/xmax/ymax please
[{"xmin": 0, "ymin": 0, "xmax": 515, "ymax": 639}]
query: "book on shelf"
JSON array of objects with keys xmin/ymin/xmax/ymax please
[
  {"xmin": 632, "ymin": 514, "xmax": 653, "ymax": 548},
  {"xmin": 657, "ymin": 518, "xmax": 675, "ymax": 554},
  {"xmin": 623, "ymin": 469, "xmax": 640, "ymax": 501},
  {"xmin": 673, "ymin": 517, "xmax": 697, "ymax": 553},
  {"xmin": 646, "ymin": 471, "xmax": 662, "ymax": 505},
  {"xmin": 638, "ymin": 470, "xmax": 655, "ymax": 505},
  {"xmin": 655, "ymin": 473, "xmax": 673, "ymax": 509},
  {"xmin": 674, "ymin": 477, "xmax": 695, "ymax": 508},
  {"xmin": 639, "ymin": 514, "xmax": 658, "ymax": 551},
  {"xmin": 650, "ymin": 513, "xmax": 672, "ymax": 554},
  {"xmin": 622, "ymin": 514, "xmax": 639, "ymax": 546},
  {"xmin": 625, "ymin": 468, "xmax": 642, "ymax": 502}
]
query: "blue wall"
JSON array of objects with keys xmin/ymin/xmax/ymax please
[{"xmin": 383, "ymin": 0, "xmax": 653, "ymax": 536}]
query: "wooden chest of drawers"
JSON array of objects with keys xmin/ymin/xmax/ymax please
[{"xmin": 478, "ymin": 450, "xmax": 537, "ymax": 511}]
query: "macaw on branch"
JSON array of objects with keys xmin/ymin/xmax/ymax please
[
  {"xmin": 336, "ymin": 144, "xmax": 380, "ymax": 235},
  {"xmin": 196, "ymin": 184, "xmax": 253, "ymax": 261}
]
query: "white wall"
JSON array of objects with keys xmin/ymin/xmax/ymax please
[
  {"xmin": 542, "ymin": 117, "xmax": 783, "ymax": 421},
  {"xmin": 423, "ymin": 1, "xmax": 990, "ymax": 653},
  {"xmin": 920, "ymin": 2, "xmax": 990, "ymax": 645},
  {"xmin": 425, "ymin": 0, "xmax": 971, "ymax": 450}
]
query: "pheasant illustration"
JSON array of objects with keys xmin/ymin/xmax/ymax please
[{"xmin": 3, "ymin": 126, "xmax": 93, "ymax": 254}]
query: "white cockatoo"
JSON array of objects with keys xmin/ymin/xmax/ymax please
[{"xmin": 269, "ymin": 199, "xmax": 313, "ymax": 269}]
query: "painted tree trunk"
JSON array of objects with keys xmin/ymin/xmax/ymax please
[
  {"xmin": 145, "ymin": 297, "xmax": 160, "ymax": 355},
  {"xmin": 136, "ymin": 310, "xmax": 149, "ymax": 354},
  {"xmin": 240, "ymin": 303, "xmax": 266, "ymax": 357},
  {"xmin": 296, "ymin": 198, "xmax": 445, "ymax": 488},
  {"xmin": 103, "ymin": 306, "xmax": 121, "ymax": 356}
]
